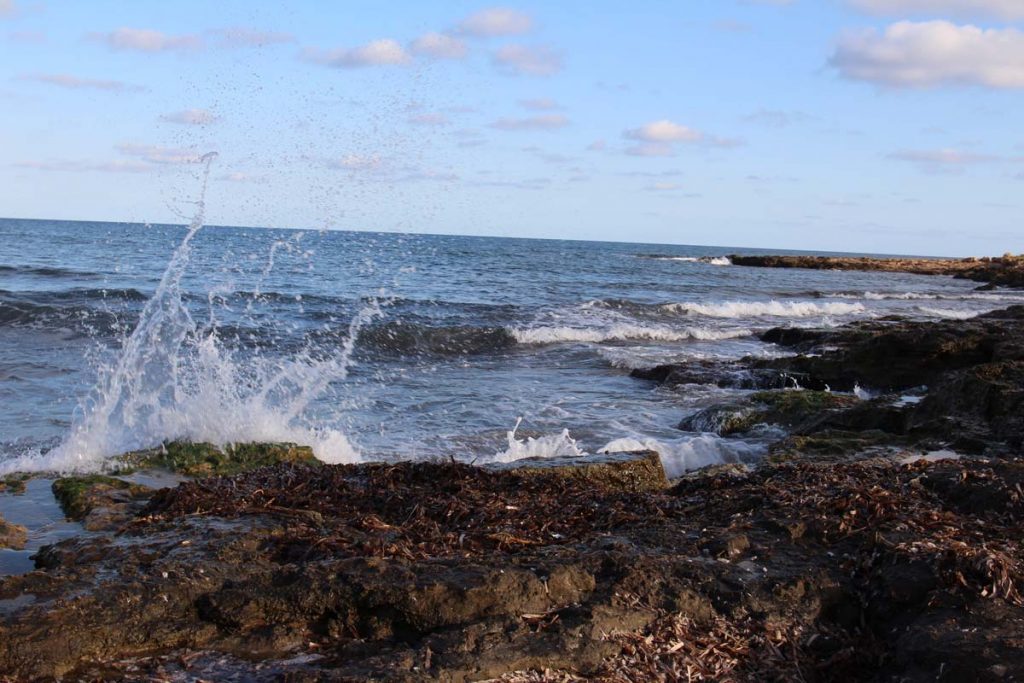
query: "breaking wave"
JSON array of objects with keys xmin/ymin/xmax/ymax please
[
  {"xmin": 510, "ymin": 324, "xmax": 753, "ymax": 345},
  {"xmin": 663, "ymin": 300, "xmax": 865, "ymax": 318}
]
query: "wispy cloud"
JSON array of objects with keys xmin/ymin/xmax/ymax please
[
  {"xmin": 94, "ymin": 27, "xmax": 203, "ymax": 53},
  {"xmin": 519, "ymin": 97, "xmax": 561, "ymax": 110},
  {"xmin": 408, "ymin": 112, "xmax": 450, "ymax": 126},
  {"xmin": 830, "ymin": 21, "xmax": 1024, "ymax": 89},
  {"xmin": 743, "ymin": 109, "xmax": 809, "ymax": 127},
  {"xmin": 21, "ymin": 73, "xmax": 145, "ymax": 93},
  {"xmin": 457, "ymin": 8, "xmax": 533, "ymax": 37},
  {"xmin": 302, "ymin": 39, "xmax": 411, "ymax": 68},
  {"xmin": 848, "ymin": 0, "xmax": 1024, "ymax": 20},
  {"xmin": 0, "ymin": 0, "xmax": 16, "ymax": 18},
  {"xmin": 209, "ymin": 27, "xmax": 295, "ymax": 48},
  {"xmin": 492, "ymin": 44, "xmax": 562, "ymax": 76},
  {"xmin": 489, "ymin": 114, "xmax": 569, "ymax": 130},
  {"xmin": 410, "ymin": 32, "xmax": 467, "ymax": 59},
  {"xmin": 161, "ymin": 108, "xmax": 219, "ymax": 125},
  {"xmin": 14, "ymin": 159, "xmax": 153, "ymax": 173},
  {"xmin": 116, "ymin": 143, "xmax": 203, "ymax": 164},
  {"xmin": 888, "ymin": 147, "xmax": 1002, "ymax": 172},
  {"xmin": 328, "ymin": 154, "xmax": 385, "ymax": 171}
]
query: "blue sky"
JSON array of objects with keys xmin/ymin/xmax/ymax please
[{"xmin": 1, "ymin": 0, "xmax": 1022, "ymax": 255}]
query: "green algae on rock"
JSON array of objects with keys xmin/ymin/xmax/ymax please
[
  {"xmin": 679, "ymin": 390, "xmax": 858, "ymax": 436},
  {"xmin": 117, "ymin": 440, "xmax": 317, "ymax": 477},
  {"xmin": 487, "ymin": 450, "xmax": 669, "ymax": 492},
  {"xmin": 51, "ymin": 475, "xmax": 150, "ymax": 522},
  {"xmin": 0, "ymin": 474, "xmax": 32, "ymax": 495}
]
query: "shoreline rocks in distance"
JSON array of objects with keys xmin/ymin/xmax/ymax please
[{"xmin": 728, "ymin": 253, "xmax": 1024, "ymax": 288}]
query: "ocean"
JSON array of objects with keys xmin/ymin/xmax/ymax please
[{"xmin": 2, "ymin": 216, "xmax": 1022, "ymax": 478}]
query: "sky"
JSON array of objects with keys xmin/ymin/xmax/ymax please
[{"xmin": 1, "ymin": 0, "xmax": 1023, "ymax": 256}]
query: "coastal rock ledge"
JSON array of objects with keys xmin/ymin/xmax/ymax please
[{"xmin": 2, "ymin": 442, "xmax": 1023, "ymax": 680}]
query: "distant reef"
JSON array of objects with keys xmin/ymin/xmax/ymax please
[{"xmin": 729, "ymin": 253, "xmax": 1024, "ymax": 289}]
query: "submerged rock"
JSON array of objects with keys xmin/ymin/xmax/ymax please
[{"xmin": 0, "ymin": 474, "xmax": 31, "ymax": 495}]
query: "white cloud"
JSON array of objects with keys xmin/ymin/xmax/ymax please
[
  {"xmin": 849, "ymin": 0, "xmax": 1024, "ymax": 20},
  {"xmin": 519, "ymin": 97, "xmax": 561, "ymax": 110},
  {"xmin": 410, "ymin": 32, "xmax": 467, "ymax": 59},
  {"xmin": 489, "ymin": 114, "xmax": 569, "ymax": 130},
  {"xmin": 210, "ymin": 27, "xmax": 295, "ymax": 48},
  {"xmin": 457, "ymin": 8, "xmax": 533, "ymax": 37},
  {"xmin": 646, "ymin": 182, "xmax": 683, "ymax": 191},
  {"xmin": 624, "ymin": 120, "xmax": 703, "ymax": 143},
  {"xmin": 831, "ymin": 21, "xmax": 1024, "ymax": 89},
  {"xmin": 21, "ymin": 73, "xmax": 145, "ymax": 92},
  {"xmin": 1, "ymin": 0, "xmax": 16, "ymax": 17},
  {"xmin": 161, "ymin": 108, "xmax": 219, "ymax": 125},
  {"xmin": 302, "ymin": 39, "xmax": 411, "ymax": 67},
  {"xmin": 116, "ymin": 143, "xmax": 203, "ymax": 164},
  {"xmin": 97, "ymin": 27, "xmax": 203, "ymax": 53},
  {"xmin": 586, "ymin": 139, "xmax": 607, "ymax": 151},
  {"xmin": 492, "ymin": 44, "xmax": 562, "ymax": 76},
  {"xmin": 408, "ymin": 112, "xmax": 450, "ymax": 126},
  {"xmin": 219, "ymin": 171, "xmax": 261, "ymax": 182}
]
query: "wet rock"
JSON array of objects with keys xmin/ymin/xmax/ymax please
[
  {"xmin": 118, "ymin": 440, "xmax": 317, "ymax": 476},
  {"xmin": 0, "ymin": 514, "xmax": 27, "ymax": 550},
  {"xmin": 491, "ymin": 450, "xmax": 669, "ymax": 492},
  {"xmin": 51, "ymin": 475, "xmax": 153, "ymax": 530},
  {"xmin": 2, "ymin": 457, "xmax": 1024, "ymax": 680},
  {"xmin": 0, "ymin": 474, "xmax": 31, "ymax": 495}
]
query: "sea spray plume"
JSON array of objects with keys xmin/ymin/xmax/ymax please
[{"xmin": 1, "ymin": 153, "xmax": 376, "ymax": 473}]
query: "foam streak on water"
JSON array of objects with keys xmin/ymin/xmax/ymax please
[{"xmin": 0, "ymin": 157, "xmax": 371, "ymax": 474}]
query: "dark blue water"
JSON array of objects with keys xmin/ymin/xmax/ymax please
[{"xmin": 2, "ymin": 217, "xmax": 1020, "ymax": 477}]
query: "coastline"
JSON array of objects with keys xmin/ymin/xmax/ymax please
[
  {"xmin": 729, "ymin": 253, "xmax": 1024, "ymax": 289},
  {"xmin": 3, "ymin": 296, "xmax": 1023, "ymax": 679}
]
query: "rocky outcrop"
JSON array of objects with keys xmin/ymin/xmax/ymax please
[
  {"xmin": 2, "ymin": 454, "xmax": 1023, "ymax": 680},
  {"xmin": 729, "ymin": 253, "xmax": 1024, "ymax": 288}
]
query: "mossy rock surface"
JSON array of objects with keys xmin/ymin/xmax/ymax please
[
  {"xmin": 487, "ymin": 450, "xmax": 669, "ymax": 493},
  {"xmin": 51, "ymin": 475, "xmax": 149, "ymax": 521},
  {"xmin": 118, "ymin": 441, "xmax": 318, "ymax": 477},
  {"xmin": 681, "ymin": 390, "xmax": 858, "ymax": 436},
  {"xmin": 0, "ymin": 473, "xmax": 32, "ymax": 495}
]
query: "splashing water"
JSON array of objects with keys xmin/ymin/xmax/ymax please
[
  {"xmin": 1, "ymin": 154, "xmax": 376, "ymax": 474},
  {"xmin": 480, "ymin": 417, "xmax": 586, "ymax": 464}
]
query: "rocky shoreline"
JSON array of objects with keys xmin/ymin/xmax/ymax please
[
  {"xmin": 728, "ymin": 253, "xmax": 1024, "ymax": 289},
  {"xmin": 2, "ymin": 307, "xmax": 1024, "ymax": 680}
]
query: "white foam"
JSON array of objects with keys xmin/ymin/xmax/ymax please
[
  {"xmin": 509, "ymin": 324, "xmax": 753, "ymax": 345},
  {"xmin": 479, "ymin": 417, "xmax": 586, "ymax": 464},
  {"xmin": 900, "ymin": 449, "xmax": 961, "ymax": 465},
  {"xmin": 600, "ymin": 434, "xmax": 764, "ymax": 479},
  {"xmin": 664, "ymin": 300, "xmax": 865, "ymax": 318},
  {"xmin": 916, "ymin": 307, "xmax": 980, "ymax": 320}
]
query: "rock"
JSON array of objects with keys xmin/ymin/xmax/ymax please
[
  {"xmin": 489, "ymin": 450, "xmax": 670, "ymax": 493},
  {"xmin": 51, "ymin": 475, "xmax": 153, "ymax": 529},
  {"xmin": 0, "ymin": 514, "xmax": 28, "ymax": 550},
  {"xmin": 117, "ymin": 440, "xmax": 318, "ymax": 477},
  {"xmin": 3, "ymin": 457, "xmax": 1024, "ymax": 680},
  {"xmin": 0, "ymin": 474, "xmax": 31, "ymax": 495},
  {"xmin": 728, "ymin": 253, "xmax": 1024, "ymax": 288}
]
